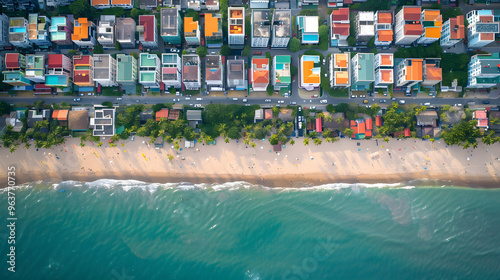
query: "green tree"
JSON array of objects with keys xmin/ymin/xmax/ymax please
[
  {"xmin": 318, "ymin": 25, "xmax": 329, "ymax": 51},
  {"xmin": 196, "ymin": 46, "xmax": 208, "ymax": 58},
  {"xmin": 67, "ymin": 49, "xmax": 78, "ymax": 58},
  {"xmin": 0, "ymin": 101, "xmax": 12, "ymax": 115},
  {"xmin": 115, "ymin": 41, "xmax": 122, "ymax": 51},
  {"xmin": 267, "ymin": 85, "xmax": 274, "ymax": 96},
  {"xmin": 326, "ymin": 104, "xmax": 335, "ymax": 113},
  {"xmin": 303, "ymin": 138, "xmax": 309, "ymax": 146},
  {"xmin": 269, "ymin": 134, "xmax": 279, "ymax": 145},
  {"xmin": 367, "ymin": 36, "xmax": 375, "ymax": 48},
  {"xmin": 93, "ymin": 44, "xmax": 104, "ymax": 54},
  {"xmin": 225, "ymin": 137, "xmax": 230, "ymax": 143},
  {"xmin": 288, "ymin": 38, "xmax": 301, "ymax": 53},
  {"xmin": 167, "ymin": 154, "xmax": 174, "ymax": 161},
  {"xmin": 442, "ymin": 120, "xmax": 481, "ymax": 149},
  {"xmin": 347, "ymin": 36, "xmax": 355, "ymax": 46},
  {"xmin": 227, "ymin": 127, "xmax": 241, "ymax": 139},
  {"xmin": 185, "ymin": 9, "xmax": 200, "ymax": 21},
  {"xmin": 101, "ymin": 101, "xmax": 113, "ymax": 108},
  {"xmin": 313, "ymin": 138, "xmax": 322, "ymax": 145},
  {"xmin": 242, "ymin": 45, "xmax": 251, "ymax": 57},
  {"xmin": 220, "ymin": 45, "xmax": 232, "ymax": 56},
  {"xmin": 182, "ymin": 50, "xmax": 188, "ymax": 55},
  {"xmin": 97, "ymin": 141, "xmax": 103, "ymax": 147},
  {"xmin": 130, "ymin": 52, "xmax": 139, "ymax": 60},
  {"xmin": 69, "ymin": 0, "xmax": 91, "ymax": 18},
  {"xmin": 34, "ymin": 100, "xmax": 45, "ymax": 109},
  {"xmin": 290, "ymin": 139, "xmax": 295, "ymax": 145},
  {"xmin": 482, "ymin": 131, "xmax": 500, "ymax": 145},
  {"xmin": 290, "ymin": 65, "xmax": 298, "ymax": 77}
]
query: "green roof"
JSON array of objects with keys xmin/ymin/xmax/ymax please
[
  {"xmin": 275, "ymin": 55, "xmax": 290, "ymax": 64},
  {"xmin": 117, "ymin": 55, "xmax": 136, "ymax": 82},
  {"xmin": 140, "ymin": 53, "xmax": 157, "ymax": 67}
]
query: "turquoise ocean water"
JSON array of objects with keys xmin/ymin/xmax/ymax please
[{"xmin": 1, "ymin": 180, "xmax": 500, "ymax": 280}]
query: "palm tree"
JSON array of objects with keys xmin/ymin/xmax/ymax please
[
  {"xmin": 313, "ymin": 138, "xmax": 322, "ymax": 145},
  {"xmin": 97, "ymin": 141, "xmax": 103, "ymax": 147},
  {"xmin": 80, "ymin": 142, "xmax": 86, "ymax": 147},
  {"xmin": 303, "ymin": 138, "xmax": 309, "ymax": 146},
  {"xmin": 167, "ymin": 154, "xmax": 174, "ymax": 162},
  {"xmin": 290, "ymin": 139, "xmax": 295, "ymax": 145},
  {"xmin": 250, "ymin": 142, "xmax": 256, "ymax": 148},
  {"xmin": 243, "ymin": 137, "xmax": 250, "ymax": 145},
  {"xmin": 174, "ymin": 140, "xmax": 180, "ymax": 150},
  {"xmin": 225, "ymin": 138, "xmax": 230, "ymax": 143}
]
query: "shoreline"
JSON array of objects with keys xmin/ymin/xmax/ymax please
[{"xmin": 1, "ymin": 137, "xmax": 499, "ymax": 189}]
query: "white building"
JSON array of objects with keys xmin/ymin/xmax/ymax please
[
  {"xmin": 139, "ymin": 53, "xmax": 161, "ymax": 88},
  {"xmin": 329, "ymin": 53, "xmax": 351, "ymax": 88},
  {"xmin": 90, "ymin": 107, "xmax": 115, "ymax": 136},
  {"xmin": 250, "ymin": 0, "xmax": 269, "ymax": 9},
  {"xmin": 205, "ymin": 0, "xmax": 219, "ymax": 10},
  {"xmin": 187, "ymin": 0, "xmax": 201, "ymax": 11},
  {"xmin": 205, "ymin": 55, "xmax": 224, "ymax": 91},
  {"xmin": 28, "ymin": 14, "xmax": 51, "ymax": 47},
  {"xmin": 299, "ymin": 55, "xmax": 320, "ymax": 91},
  {"xmin": 330, "ymin": 8, "xmax": 350, "ymax": 47},
  {"xmin": 297, "ymin": 16, "xmax": 319, "ymax": 44},
  {"xmin": 93, "ymin": 54, "xmax": 118, "ymax": 87},
  {"xmin": 271, "ymin": 9, "xmax": 291, "ymax": 48},
  {"xmin": 116, "ymin": 17, "xmax": 136, "ymax": 48},
  {"xmin": 228, "ymin": 7, "xmax": 245, "ymax": 49},
  {"xmin": 466, "ymin": 10, "xmax": 499, "ymax": 49},
  {"xmin": 25, "ymin": 54, "xmax": 45, "ymax": 83},
  {"xmin": 251, "ymin": 9, "xmax": 271, "ymax": 48},
  {"xmin": 182, "ymin": 54, "xmax": 201, "ymax": 90},
  {"xmin": 161, "ymin": 53, "xmax": 182, "ymax": 89},
  {"xmin": 394, "ymin": 6, "xmax": 422, "ymax": 45},
  {"xmin": 355, "ymin": 12, "xmax": 375, "ymax": 44},
  {"xmin": 395, "ymin": 58, "xmax": 423, "ymax": 88},
  {"xmin": 374, "ymin": 11, "xmax": 393, "ymax": 47},
  {"xmin": 467, "ymin": 53, "xmax": 500, "ymax": 89},
  {"xmin": 97, "ymin": 15, "xmax": 116, "ymax": 48},
  {"xmin": 440, "ymin": 15, "xmax": 465, "ymax": 48},
  {"xmin": 374, "ymin": 53, "xmax": 393, "ymax": 89}
]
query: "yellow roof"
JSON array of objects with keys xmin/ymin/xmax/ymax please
[
  {"xmin": 184, "ymin": 17, "xmax": 198, "ymax": 33},
  {"xmin": 424, "ymin": 10, "xmax": 441, "ymax": 21},
  {"xmin": 425, "ymin": 27, "xmax": 441, "ymax": 38},
  {"xmin": 205, "ymin": 14, "xmax": 219, "ymax": 37}
]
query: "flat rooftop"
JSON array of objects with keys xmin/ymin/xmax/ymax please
[
  {"xmin": 253, "ymin": 10, "xmax": 271, "ymax": 38},
  {"xmin": 93, "ymin": 54, "xmax": 111, "ymax": 80},
  {"xmin": 161, "ymin": 8, "xmax": 178, "ymax": 37},
  {"xmin": 273, "ymin": 10, "xmax": 291, "ymax": 38}
]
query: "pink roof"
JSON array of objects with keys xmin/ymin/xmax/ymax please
[
  {"xmin": 48, "ymin": 54, "xmax": 63, "ymax": 68},
  {"xmin": 478, "ymin": 119, "xmax": 488, "ymax": 127},
  {"xmin": 163, "ymin": 67, "xmax": 177, "ymax": 74},
  {"xmin": 404, "ymin": 128, "xmax": 411, "ymax": 137},
  {"xmin": 316, "ymin": 118, "xmax": 322, "ymax": 133},
  {"xmin": 475, "ymin": 110, "xmax": 487, "ymax": 119},
  {"xmin": 139, "ymin": 15, "xmax": 155, "ymax": 42}
]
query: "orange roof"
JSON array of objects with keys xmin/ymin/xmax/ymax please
[
  {"xmin": 253, "ymin": 70, "xmax": 269, "ymax": 84},
  {"xmin": 450, "ymin": 15, "xmax": 465, "ymax": 40},
  {"xmin": 156, "ymin": 109, "xmax": 169, "ymax": 121},
  {"xmin": 92, "ymin": 0, "xmax": 109, "ymax": 5},
  {"xmin": 366, "ymin": 118, "xmax": 373, "ymax": 130},
  {"xmin": 72, "ymin": 18, "xmax": 89, "ymax": 41},
  {"xmin": 375, "ymin": 116, "xmax": 382, "ymax": 127},
  {"xmin": 184, "ymin": 17, "xmax": 198, "ymax": 33},
  {"xmin": 253, "ymin": 58, "xmax": 268, "ymax": 68},
  {"xmin": 405, "ymin": 24, "xmax": 423, "ymax": 36},
  {"xmin": 332, "ymin": 23, "xmax": 350, "ymax": 36},
  {"xmin": 380, "ymin": 69, "xmax": 393, "ymax": 83},
  {"xmin": 230, "ymin": 9, "xmax": 243, "ymax": 18},
  {"xmin": 380, "ymin": 54, "xmax": 393, "ymax": 66},
  {"xmin": 424, "ymin": 10, "xmax": 441, "ymax": 21},
  {"xmin": 302, "ymin": 60, "xmax": 320, "ymax": 84},
  {"xmin": 230, "ymin": 25, "xmax": 243, "ymax": 34},
  {"xmin": 404, "ymin": 7, "xmax": 421, "ymax": 21},
  {"xmin": 377, "ymin": 12, "xmax": 392, "ymax": 24},
  {"xmin": 52, "ymin": 110, "xmax": 69, "ymax": 121},
  {"xmin": 479, "ymin": 16, "xmax": 493, "ymax": 23},
  {"xmin": 265, "ymin": 109, "xmax": 272, "ymax": 119},
  {"xmin": 405, "ymin": 59, "xmax": 423, "ymax": 81},
  {"xmin": 335, "ymin": 71, "xmax": 349, "ymax": 85},
  {"xmin": 425, "ymin": 27, "xmax": 441, "ymax": 38},
  {"xmin": 335, "ymin": 54, "xmax": 348, "ymax": 68},
  {"xmin": 378, "ymin": 30, "xmax": 393, "ymax": 42},
  {"xmin": 358, "ymin": 122, "xmax": 366, "ymax": 134},
  {"xmin": 480, "ymin": 33, "xmax": 494, "ymax": 41},
  {"xmin": 205, "ymin": 14, "xmax": 219, "ymax": 37},
  {"xmin": 425, "ymin": 64, "xmax": 442, "ymax": 81},
  {"xmin": 111, "ymin": 0, "xmax": 132, "ymax": 4}
]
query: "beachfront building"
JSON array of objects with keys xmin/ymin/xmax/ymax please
[
  {"xmin": 466, "ymin": 10, "xmax": 499, "ymax": 48},
  {"xmin": 297, "ymin": 16, "xmax": 319, "ymax": 44},
  {"xmin": 116, "ymin": 54, "xmax": 137, "ymax": 86},
  {"xmin": 73, "ymin": 55, "xmax": 94, "ymax": 88},
  {"xmin": 300, "ymin": 55, "xmax": 320, "ymax": 91},
  {"xmin": 205, "ymin": 55, "xmax": 224, "ymax": 92},
  {"xmin": 49, "ymin": 16, "xmax": 73, "ymax": 45},
  {"xmin": 25, "ymin": 54, "xmax": 45, "ymax": 83},
  {"xmin": 330, "ymin": 8, "xmax": 349, "ymax": 47},
  {"xmin": 205, "ymin": 0, "xmax": 219, "ymax": 10},
  {"xmin": 27, "ymin": 109, "xmax": 51, "ymax": 129},
  {"xmin": 2, "ymin": 53, "xmax": 30, "ymax": 87},
  {"xmin": 351, "ymin": 53, "xmax": 375, "ymax": 91},
  {"xmin": 474, "ymin": 110, "xmax": 489, "ymax": 132},
  {"xmin": 394, "ymin": 6, "xmax": 423, "ymax": 45},
  {"xmin": 45, "ymin": 54, "xmax": 72, "ymax": 87},
  {"xmin": 90, "ymin": 106, "xmax": 115, "ymax": 136},
  {"xmin": 228, "ymin": 7, "xmax": 245, "ymax": 49},
  {"xmin": 28, "ymin": 14, "xmax": 51, "ymax": 47},
  {"xmin": 355, "ymin": 12, "xmax": 375, "ymax": 45},
  {"xmin": 272, "ymin": 55, "xmax": 291, "ymax": 96},
  {"xmin": 116, "ymin": 17, "xmax": 136, "ymax": 49},
  {"xmin": 226, "ymin": 58, "xmax": 247, "ymax": 91},
  {"xmin": 440, "ymin": 15, "xmax": 465, "ymax": 48},
  {"xmin": 205, "ymin": 13, "xmax": 223, "ymax": 48},
  {"xmin": 251, "ymin": 9, "xmax": 271, "ymax": 48},
  {"xmin": 329, "ymin": 52, "xmax": 350, "ymax": 88},
  {"xmin": 9, "ymin": 17, "xmax": 30, "ymax": 48},
  {"xmin": 93, "ymin": 54, "xmax": 118, "ymax": 87},
  {"xmin": 67, "ymin": 109, "xmax": 89, "ymax": 131},
  {"xmin": 251, "ymin": 57, "xmax": 269, "ymax": 92},
  {"xmin": 161, "ymin": 53, "xmax": 182, "ymax": 89},
  {"xmin": 416, "ymin": 110, "xmax": 440, "ymax": 138},
  {"xmin": 271, "ymin": 9, "xmax": 291, "ymax": 48},
  {"xmin": 416, "ymin": 10, "xmax": 442, "ymax": 45},
  {"xmin": 374, "ymin": 53, "xmax": 393, "ymax": 89},
  {"xmin": 395, "ymin": 58, "xmax": 423, "ymax": 88},
  {"xmin": 161, "ymin": 8, "xmax": 182, "ymax": 46},
  {"xmin": 97, "ymin": 15, "xmax": 116, "ymax": 48},
  {"xmin": 72, "ymin": 18, "xmax": 97, "ymax": 48},
  {"xmin": 139, "ymin": 15, "xmax": 158, "ymax": 49},
  {"xmin": 139, "ymin": 53, "xmax": 161, "ymax": 89},
  {"xmin": 250, "ymin": 0, "xmax": 268, "ymax": 8},
  {"xmin": 422, "ymin": 58, "xmax": 442, "ymax": 87},
  {"xmin": 52, "ymin": 109, "xmax": 69, "ymax": 126},
  {"xmin": 374, "ymin": 11, "xmax": 393, "ymax": 47},
  {"xmin": 182, "ymin": 54, "xmax": 201, "ymax": 90},
  {"xmin": 0, "ymin": 13, "xmax": 10, "ymax": 47},
  {"xmin": 184, "ymin": 17, "xmax": 200, "ymax": 46},
  {"xmin": 467, "ymin": 52, "xmax": 500, "ymax": 89}
]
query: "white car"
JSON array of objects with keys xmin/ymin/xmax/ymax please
[
  {"xmin": 351, "ymin": 95, "xmax": 357, "ymax": 98},
  {"xmin": 232, "ymin": 98, "xmax": 238, "ymax": 101},
  {"xmin": 278, "ymin": 100, "xmax": 284, "ymax": 104},
  {"xmin": 242, "ymin": 99, "xmax": 248, "ymax": 103},
  {"xmin": 265, "ymin": 99, "xmax": 272, "ymax": 103},
  {"xmin": 196, "ymin": 98, "xmax": 203, "ymax": 101},
  {"xmin": 320, "ymin": 99, "xmax": 327, "ymax": 104},
  {"xmin": 310, "ymin": 106, "xmax": 316, "ymax": 110},
  {"xmin": 185, "ymin": 97, "xmax": 191, "ymax": 100},
  {"xmin": 194, "ymin": 104, "xmax": 202, "ymax": 107},
  {"xmin": 398, "ymin": 100, "xmax": 406, "ymax": 104}
]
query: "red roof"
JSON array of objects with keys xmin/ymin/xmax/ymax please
[
  {"xmin": 450, "ymin": 15, "xmax": 465, "ymax": 40},
  {"xmin": 375, "ymin": 115, "xmax": 382, "ymax": 127},
  {"xmin": 139, "ymin": 15, "xmax": 155, "ymax": 42},
  {"xmin": 331, "ymin": 8, "xmax": 349, "ymax": 22},
  {"xmin": 35, "ymin": 84, "xmax": 51, "ymax": 89},
  {"xmin": 404, "ymin": 128, "xmax": 411, "ymax": 137},
  {"xmin": 365, "ymin": 129, "xmax": 372, "ymax": 137},
  {"xmin": 316, "ymin": 118, "xmax": 322, "ymax": 133},
  {"xmin": 333, "ymin": 23, "xmax": 350, "ymax": 36},
  {"xmin": 405, "ymin": 24, "xmax": 423, "ymax": 36},
  {"xmin": 366, "ymin": 118, "xmax": 373, "ymax": 130},
  {"xmin": 475, "ymin": 110, "xmax": 487, "ymax": 119},
  {"xmin": 73, "ymin": 55, "xmax": 91, "ymax": 65},
  {"xmin": 264, "ymin": 109, "xmax": 272, "ymax": 119},
  {"xmin": 156, "ymin": 108, "xmax": 169, "ymax": 121},
  {"xmin": 74, "ymin": 70, "xmax": 91, "ymax": 84},
  {"xmin": 5, "ymin": 53, "xmax": 19, "ymax": 69},
  {"xmin": 344, "ymin": 0, "xmax": 352, "ymax": 3},
  {"xmin": 404, "ymin": 7, "xmax": 421, "ymax": 21},
  {"xmin": 48, "ymin": 54, "xmax": 63, "ymax": 68},
  {"xmin": 358, "ymin": 122, "xmax": 366, "ymax": 134},
  {"xmin": 478, "ymin": 119, "xmax": 488, "ymax": 127}
]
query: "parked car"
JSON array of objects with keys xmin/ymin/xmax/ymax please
[
  {"xmin": 310, "ymin": 106, "xmax": 316, "ymax": 110},
  {"xmin": 363, "ymin": 100, "xmax": 368, "ymax": 104},
  {"xmin": 194, "ymin": 104, "xmax": 202, "ymax": 107},
  {"xmin": 265, "ymin": 99, "xmax": 272, "ymax": 103},
  {"xmin": 116, "ymin": 97, "xmax": 123, "ymax": 101},
  {"xmin": 73, "ymin": 98, "xmax": 81, "ymax": 102},
  {"xmin": 233, "ymin": 98, "xmax": 238, "ymax": 101},
  {"xmin": 196, "ymin": 97, "xmax": 203, "ymax": 100},
  {"xmin": 320, "ymin": 99, "xmax": 327, "ymax": 104},
  {"xmin": 185, "ymin": 97, "xmax": 191, "ymax": 100},
  {"xmin": 359, "ymin": 95, "xmax": 366, "ymax": 98},
  {"xmin": 482, "ymin": 100, "xmax": 490, "ymax": 104},
  {"xmin": 380, "ymin": 99, "xmax": 387, "ymax": 103},
  {"xmin": 290, "ymin": 101, "xmax": 297, "ymax": 105},
  {"xmin": 391, "ymin": 97, "xmax": 397, "ymax": 101},
  {"xmin": 242, "ymin": 99, "xmax": 248, "ymax": 103},
  {"xmin": 398, "ymin": 100, "xmax": 406, "ymax": 104},
  {"xmin": 351, "ymin": 95, "xmax": 357, "ymax": 98},
  {"xmin": 278, "ymin": 100, "xmax": 284, "ymax": 104}
]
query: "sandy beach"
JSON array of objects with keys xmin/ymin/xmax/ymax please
[{"xmin": 1, "ymin": 137, "xmax": 499, "ymax": 188}]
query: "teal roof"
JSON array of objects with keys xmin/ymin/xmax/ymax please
[
  {"xmin": 275, "ymin": 55, "xmax": 290, "ymax": 64},
  {"xmin": 356, "ymin": 53, "xmax": 374, "ymax": 81}
]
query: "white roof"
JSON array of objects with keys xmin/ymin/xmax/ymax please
[
  {"xmin": 304, "ymin": 16, "xmax": 319, "ymax": 33},
  {"xmin": 358, "ymin": 11, "xmax": 374, "ymax": 21}
]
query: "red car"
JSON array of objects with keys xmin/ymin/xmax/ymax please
[{"xmin": 293, "ymin": 76, "xmax": 296, "ymax": 82}]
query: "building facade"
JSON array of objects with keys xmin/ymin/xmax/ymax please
[
  {"xmin": 28, "ymin": 14, "xmax": 51, "ymax": 47},
  {"xmin": 205, "ymin": 55, "xmax": 224, "ymax": 91},
  {"xmin": 374, "ymin": 11, "xmax": 393, "ymax": 47},
  {"xmin": 182, "ymin": 54, "xmax": 201, "ymax": 90},
  {"xmin": 297, "ymin": 16, "xmax": 319, "ymax": 44},
  {"xmin": 466, "ymin": 10, "xmax": 499, "ymax": 48},
  {"xmin": 49, "ymin": 16, "xmax": 73, "ymax": 45},
  {"xmin": 272, "ymin": 55, "xmax": 291, "ymax": 96},
  {"xmin": 45, "ymin": 54, "xmax": 72, "ymax": 87},
  {"xmin": 355, "ymin": 12, "xmax": 375, "ymax": 44},
  {"xmin": 251, "ymin": 57, "xmax": 269, "ymax": 92},
  {"xmin": 330, "ymin": 8, "xmax": 349, "ymax": 47},
  {"xmin": 467, "ymin": 53, "xmax": 500, "ymax": 89},
  {"xmin": 116, "ymin": 54, "xmax": 137, "ymax": 85},
  {"xmin": 440, "ymin": 15, "xmax": 464, "ymax": 48},
  {"xmin": 329, "ymin": 52, "xmax": 350, "ymax": 88},
  {"xmin": 9, "ymin": 17, "xmax": 31, "ymax": 48},
  {"xmin": 205, "ymin": 13, "xmax": 223, "ymax": 48},
  {"xmin": 416, "ymin": 10, "xmax": 442, "ymax": 45},
  {"xmin": 228, "ymin": 7, "xmax": 245, "ymax": 49},
  {"xmin": 139, "ymin": 53, "xmax": 161, "ymax": 88},
  {"xmin": 139, "ymin": 15, "xmax": 158, "ymax": 49},
  {"xmin": 25, "ymin": 54, "xmax": 45, "ymax": 83},
  {"xmin": 374, "ymin": 53, "xmax": 393, "ymax": 89},
  {"xmin": 270, "ymin": 9, "xmax": 291, "ymax": 48},
  {"xmin": 161, "ymin": 8, "xmax": 182, "ymax": 45},
  {"xmin": 300, "ymin": 55, "xmax": 320, "ymax": 91},
  {"xmin": 97, "ymin": 15, "xmax": 116, "ymax": 48},
  {"xmin": 396, "ymin": 58, "xmax": 423, "ymax": 88},
  {"xmin": 184, "ymin": 17, "xmax": 200, "ymax": 46}
]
